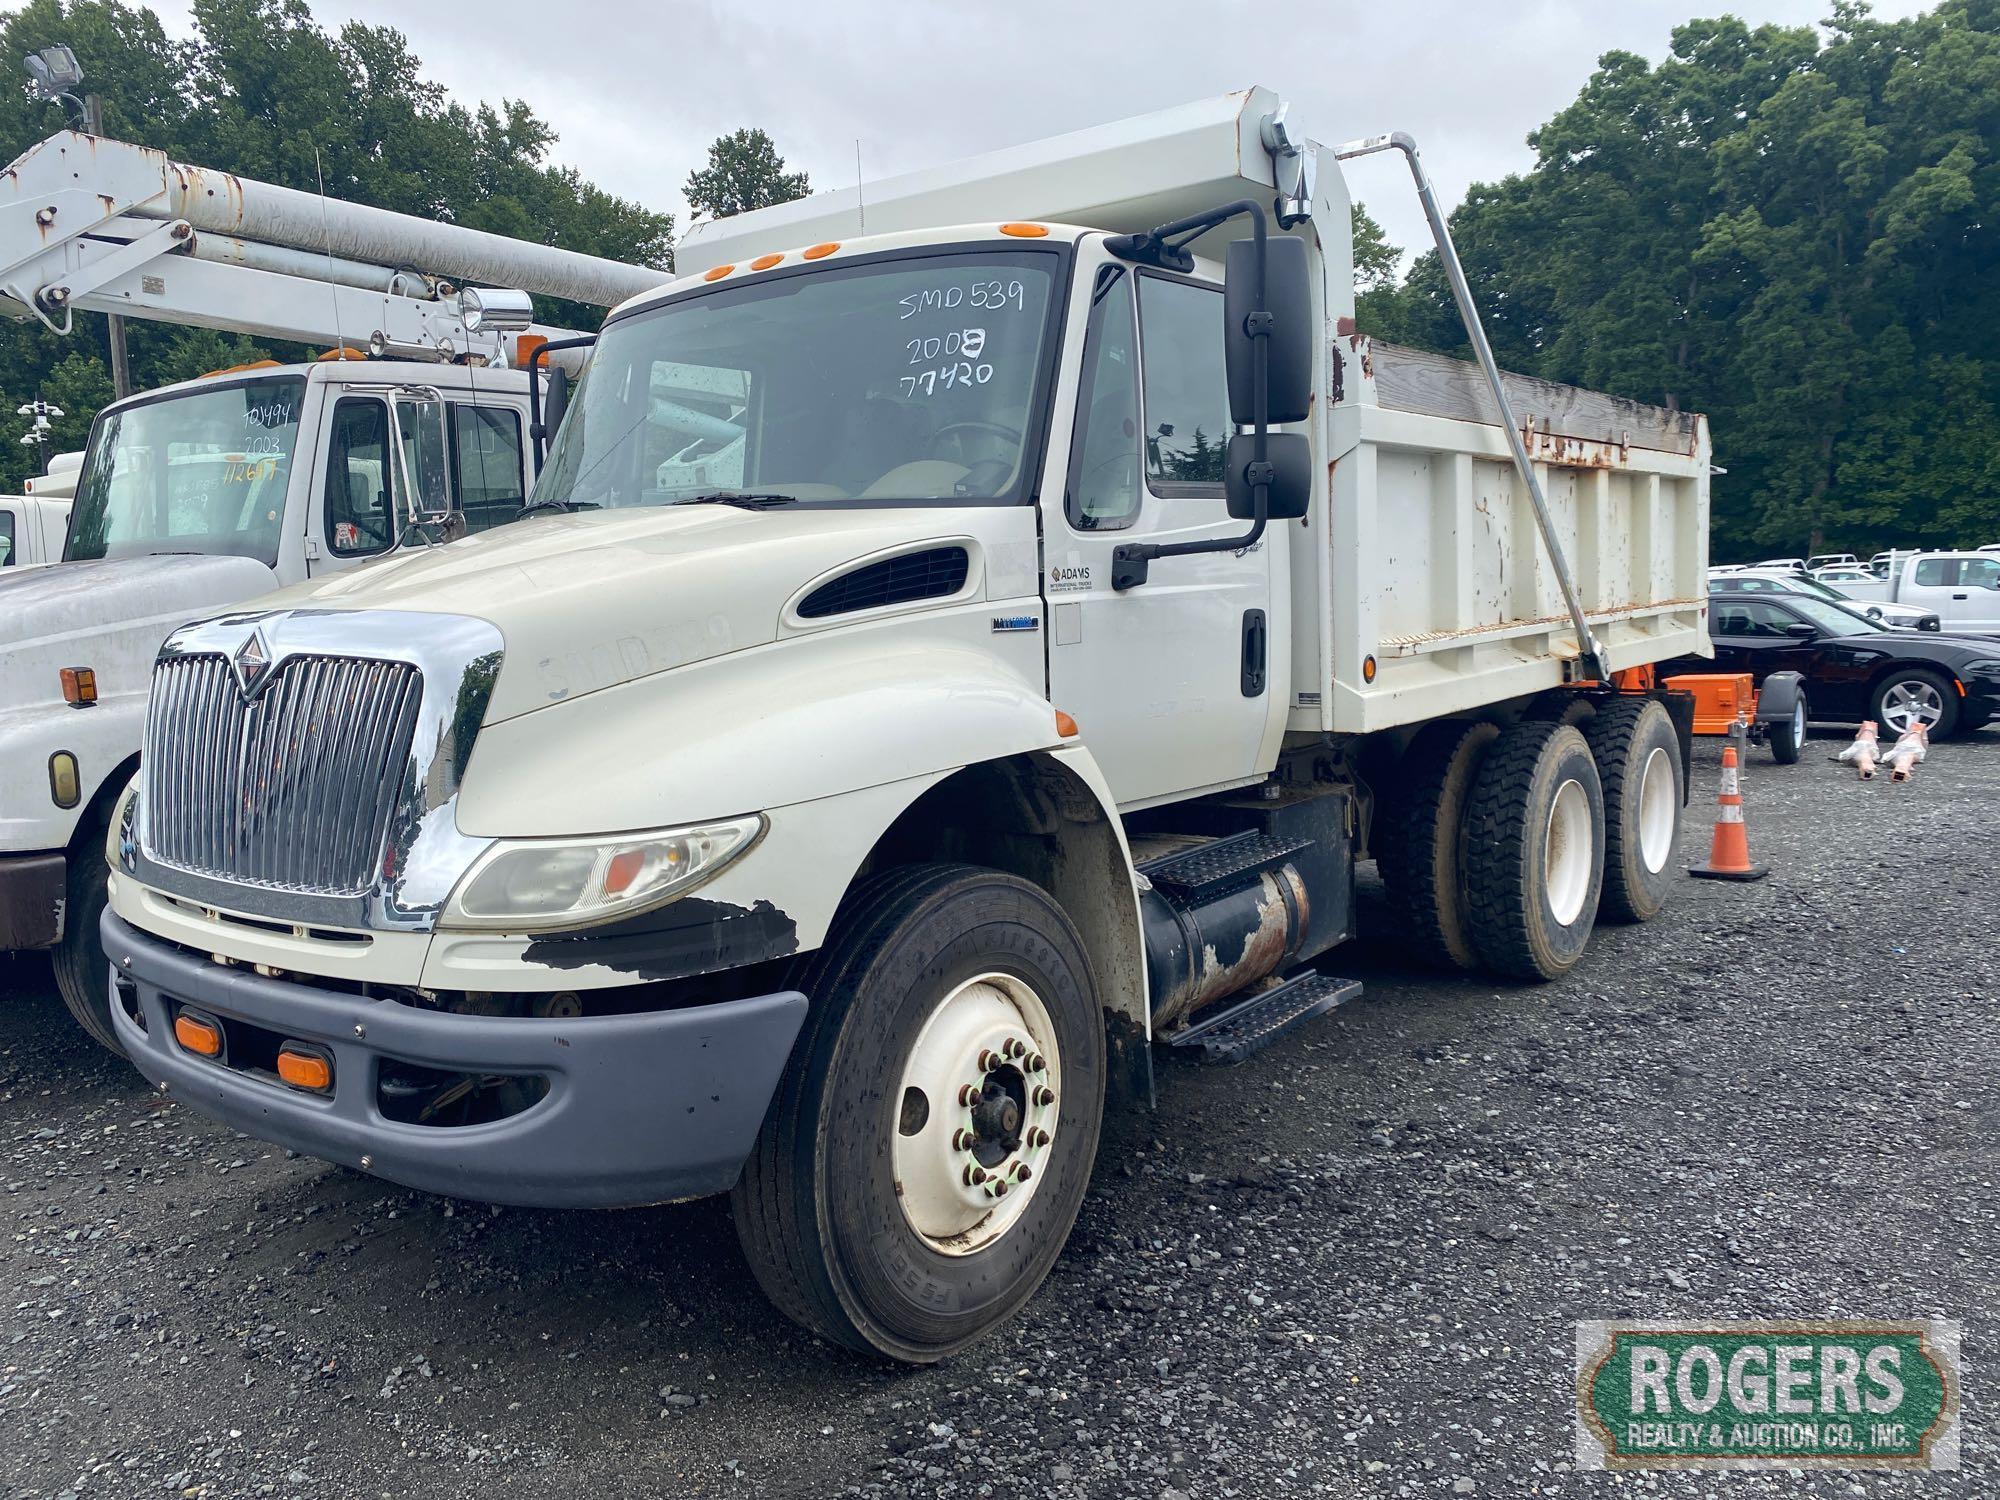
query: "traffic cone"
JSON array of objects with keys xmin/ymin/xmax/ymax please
[{"xmin": 1690, "ymin": 744, "xmax": 1769, "ymax": 881}]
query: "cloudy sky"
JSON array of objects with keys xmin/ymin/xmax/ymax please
[{"xmin": 153, "ymin": 0, "xmax": 1933, "ymax": 263}]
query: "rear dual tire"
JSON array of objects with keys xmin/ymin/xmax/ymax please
[{"xmin": 1585, "ymin": 699, "xmax": 1683, "ymax": 922}]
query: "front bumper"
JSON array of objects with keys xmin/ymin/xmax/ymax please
[
  {"xmin": 0, "ymin": 851, "xmax": 64, "ymax": 950},
  {"xmin": 103, "ymin": 910, "xmax": 807, "ymax": 1209}
]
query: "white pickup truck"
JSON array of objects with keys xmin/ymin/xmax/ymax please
[
  {"xmin": 99, "ymin": 89, "xmax": 1712, "ymax": 1361},
  {"xmin": 1834, "ymin": 550, "xmax": 2000, "ymax": 634}
]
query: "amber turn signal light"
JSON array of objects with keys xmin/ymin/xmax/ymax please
[
  {"xmin": 276, "ymin": 1045, "xmax": 333, "ymax": 1093},
  {"xmin": 60, "ymin": 666, "xmax": 97, "ymax": 706},
  {"xmin": 1054, "ymin": 710, "xmax": 1080, "ymax": 738},
  {"xmin": 173, "ymin": 1011, "xmax": 223, "ymax": 1058}
]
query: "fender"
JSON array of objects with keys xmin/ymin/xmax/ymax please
[
  {"xmin": 456, "ymin": 627, "xmax": 1069, "ymax": 836},
  {"xmin": 1753, "ymin": 670, "xmax": 1806, "ymax": 723},
  {"xmin": 0, "ymin": 695, "xmax": 146, "ymax": 856}
]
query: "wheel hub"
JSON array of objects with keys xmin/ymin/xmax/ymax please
[{"xmin": 893, "ymin": 973, "xmax": 1060, "ymax": 1255}]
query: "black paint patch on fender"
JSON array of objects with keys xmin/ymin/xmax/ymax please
[{"xmin": 519, "ymin": 896, "xmax": 799, "ymax": 981}]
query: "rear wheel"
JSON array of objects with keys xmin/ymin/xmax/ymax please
[
  {"xmin": 1871, "ymin": 668, "xmax": 1958, "ymax": 739},
  {"xmin": 52, "ymin": 828, "xmax": 122, "ymax": 1055},
  {"xmin": 1585, "ymin": 699, "xmax": 1682, "ymax": 922},
  {"xmin": 731, "ymin": 864, "xmax": 1104, "ymax": 1362},
  {"xmin": 1463, "ymin": 721, "xmax": 1605, "ymax": 981},
  {"xmin": 1375, "ymin": 721, "xmax": 1499, "ymax": 971}
]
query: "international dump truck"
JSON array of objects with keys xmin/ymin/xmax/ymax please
[
  {"xmin": 0, "ymin": 129, "xmax": 667, "ymax": 1052},
  {"xmin": 97, "ymin": 89, "xmax": 1712, "ymax": 1361}
]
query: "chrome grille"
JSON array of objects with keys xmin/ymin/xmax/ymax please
[{"xmin": 144, "ymin": 653, "xmax": 424, "ymax": 894}]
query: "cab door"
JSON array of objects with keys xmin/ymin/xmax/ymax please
[
  {"xmin": 1945, "ymin": 554, "xmax": 2000, "ymax": 631},
  {"xmin": 309, "ymin": 394, "xmax": 402, "ymax": 576},
  {"xmin": 1042, "ymin": 255, "xmax": 1278, "ymax": 809}
]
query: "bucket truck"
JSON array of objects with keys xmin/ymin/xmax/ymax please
[{"xmin": 0, "ymin": 129, "xmax": 669, "ymax": 1051}]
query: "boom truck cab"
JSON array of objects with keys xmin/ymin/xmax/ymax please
[
  {"xmin": 99, "ymin": 89, "xmax": 1712, "ymax": 1361},
  {"xmin": 0, "ymin": 127, "xmax": 667, "ymax": 1050}
]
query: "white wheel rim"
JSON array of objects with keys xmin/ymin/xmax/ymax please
[
  {"xmin": 1544, "ymin": 777, "xmax": 1593, "ymax": 927},
  {"xmin": 1881, "ymin": 680, "xmax": 1943, "ymax": 733},
  {"xmin": 1792, "ymin": 700, "xmax": 1807, "ymax": 742},
  {"xmin": 1636, "ymin": 746, "xmax": 1676, "ymax": 874},
  {"xmin": 892, "ymin": 971, "xmax": 1061, "ymax": 1257}
]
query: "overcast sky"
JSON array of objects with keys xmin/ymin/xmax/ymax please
[{"xmin": 152, "ymin": 0, "xmax": 1934, "ymax": 264}]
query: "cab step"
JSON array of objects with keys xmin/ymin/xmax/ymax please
[
  {"xmin": 1137, "ymin": 830, "xmax": 1312, "ymax": 904},
  {"xmin": 1165, "ymin": 971, "xmax": 1363, "ymax": 1064}
]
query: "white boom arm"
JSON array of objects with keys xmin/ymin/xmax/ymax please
[{"xmin": 0, "ymin": 132, "xmax": 671, "ymax": 365}]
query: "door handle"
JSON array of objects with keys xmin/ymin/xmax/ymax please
[
  {"xmin": 1241, "ymin": 608, "xmax": 1267, "ymax": 697},
  {"xmin": 1952, "ymin": 593, "xmax": 1968, "ymax": 600}
]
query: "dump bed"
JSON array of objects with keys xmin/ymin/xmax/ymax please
[{"xmin": 1299, "ymin": 337, "xmax": 1711, "ymax": 735}]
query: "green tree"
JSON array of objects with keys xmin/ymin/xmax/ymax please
[
  {"xmin": 684, "ymin": 127, "xmax": 811, "ymax": 222},
  {"xmin": 1360, "ymin": 0, "xmax": 2000, "ymax": 558}
]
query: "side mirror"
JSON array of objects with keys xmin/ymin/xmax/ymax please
[
  {"xmin": 1784, "ymin": 621, "xmax": 1819, "ymax": 639},
  {"xmin": 394, "ymin": 390, "xmax": 453, "ymax": 524},
  {"xmin": 1225, "ymin": 432, "xmax": 1311, "ymax": 521},
  {"xmin": 1224, "ymin": 235, "xmax": 1312, "ymax": 426},
  {"xmin": 542, "ymin": 365, "xmax": 571, "ymax": 449}
]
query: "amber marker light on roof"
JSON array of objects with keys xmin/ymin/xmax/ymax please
[
  {"xmin": 749, "ymin": 253, "xmax": 784, "ymax": 271},
  {"xmin": 802, "ymin": 242, "xmax": 839, "ymax": 259},
  {"xmin": 999, "ymin": 223, "xmax": 1049, "ymax": 238},
  {"xmin": 702, "ymin": 264, "xmax": 734, "ymax": 282}
]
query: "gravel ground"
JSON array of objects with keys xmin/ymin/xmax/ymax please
[{"xmin": 2, "ymin": 728, "xmax": 1993, "ymax": 1499}]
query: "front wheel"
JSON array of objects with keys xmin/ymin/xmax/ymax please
[
  {"xmin": 1871, "ymin": 668, "xmax": 1959, "ymax": 739},
  {"xmin": 52, "ymin": 829, "xmax": 123, "ymax": 1056},
  {"xmin": 732, "ymin": 864, "xmax": 1104, "ymax": 1362}
]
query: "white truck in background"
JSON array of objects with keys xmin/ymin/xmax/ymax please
[
  {"xmin": 0, "ymin": 129, "xmax": 668, "ymax": 1050},
  {"xmin": 1835, "ymin": 550, "xmax": 2000, "ymax": 634},
  {"xmin": 0, "ymin": 451, "xmax": 82, "ymax": 566},
  {"xmin": 101, "ymin": 89, "xmax": 1711, "ymax": 1361}
]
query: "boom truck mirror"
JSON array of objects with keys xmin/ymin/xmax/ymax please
[{"xmin": 392, "ymin": 388, "xmax": 454, "ymax": 529}]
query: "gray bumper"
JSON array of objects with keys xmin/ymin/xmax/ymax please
[
  {"xmin": 0, "ymin": 851, "xmax": 64, "ymax": 950},
  {"xmin": 102, "ymin": 909, "xmax": 807, "ymax": 1209}
]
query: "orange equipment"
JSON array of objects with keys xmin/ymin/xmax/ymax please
[
  {"xmin": 1689, "ymin": 744, "xmax": 1768, "ymax": 881},
  {"xmin": 1664, "ymin": 672, "xmax": 1756, "ymax": 736}
]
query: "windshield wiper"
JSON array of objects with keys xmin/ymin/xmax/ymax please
[
  {"xmin": 668, "ymin": 491, "xmax": 801, "ymax": 510},
  {"xmin": 516, "ymin": 498, "xmax": 602, "ymax": 520}
]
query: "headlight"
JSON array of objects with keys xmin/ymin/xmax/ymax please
[
  {"xmin": 439, "ymin": 815, "xmax": 765, "ymax": 931},
  {"xmin": 1961, "ymin": 659, "xmax": 2000, "ymax": 678}
]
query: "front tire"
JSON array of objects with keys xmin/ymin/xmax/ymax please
[
  {"xmin": 1375, "ymin": 720, "xmax": 1499, "ymax": 970},
  {"xmin": 52, "ymin": 829, "xmax": 122, "ymax": 1056},
  {"xmin": 1463, "ymin": 722, "xmax": 1605, "ymax": 981},
  {"xmin": 1871, "ymin": 667, "xmax": 1958, "ymax": 739},
  {"xmin": 732, "ymin": 864, "xmax": 1105, "ymax": 1362},
  {"xmin": 1585, "ymin": 699, "xmax": 1682, "ymax": 922}
]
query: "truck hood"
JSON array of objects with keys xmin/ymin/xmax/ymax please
[
  {"xmin": 253, "ymin": 505, "xmax": 990, "ymax": 722},
  {"xmin": 0, "ymin": 554, "xmax": 279, "ymax": 713}
]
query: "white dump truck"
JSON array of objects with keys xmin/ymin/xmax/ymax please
[
  {"xmin": 100, "ymin": 89, "xmax": 1711, "ymax": 1361},
  {"xmin": 0, "ymin": 129, "xmax": 667, "ymax": 1050}
]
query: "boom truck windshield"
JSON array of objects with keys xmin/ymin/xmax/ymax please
[
  {"xmin": 100, "ymin": 88, "xmax": 1713, "ymax": 1364},
  {"xmin": 0, "ymin": 126, "xmax": 669, "ymax": 1054}
]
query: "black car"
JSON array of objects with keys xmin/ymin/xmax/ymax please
[{"xmin": 1664, "ymin": 593, "xmax": 2000, "ymax": 738}]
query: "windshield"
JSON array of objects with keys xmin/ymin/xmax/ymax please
[
  {"xmin": 66, "ymin": 376, "xmax": 304, "ymax": 565},
  {"xmin": 536, "ymin": 249, "xmax": 1062, "ymax": 510},
  {"xmin": 1789, "ymin": 595, "xmax": 1885, "ymax": 634}
]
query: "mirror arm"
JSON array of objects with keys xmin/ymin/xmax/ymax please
[
  {"xmin": 1110, "ymin": 198, "xmax": 1272, "ymax": 591},
  {"xmin": 527, "ymin": 335, "xmax": 597, "ymax": 470}
]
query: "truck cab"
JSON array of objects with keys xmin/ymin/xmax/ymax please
[
  {"xmin": 0, "ymin": 359, "xmax": 534, "ymax": 1051},
  {"xmin": 0, "ymin": 492, "xmax": 70, "ymax": 568},
  {"xmin": 98, "ymin": 89, "xmax": 1711, "ymax": 1362}
]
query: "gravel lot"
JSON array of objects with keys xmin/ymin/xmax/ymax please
[{"xmin": 3, "ymin": 728, "xmax": 1993, "ymax": 1499}]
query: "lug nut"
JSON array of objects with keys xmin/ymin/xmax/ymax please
[
  {"xmin": 958, "ymin": 1084, "xmax": 980, "ymax": 1107},
  {"xmin": 1027, "ymin": 1053, "xmax": 1046, "ymax": 1073},
  {"xmin": 1033, "ymin": 1086, "xmax": 1056, "ymax": 1107},
  {"xmin": 1004, "ymin": 1037, "xmax": 1025, "ymax": 1059},
  {"xmin": 991, "ymin": 1180, "xmax": 1009, "ymax": 1197},
  {"xmin": 1030, "ymin": 1127, "xmax": 1051, "ymax": 1148},
  {"xmin": 1014, "ymin": 1162, "xmax": 1033, "ymax": 1182},
  {"xmin": 963, "ymin": 1164, "xmax": 987, "ymax": 1186},
  {"xmin": 952, "ymin": 1129, "xmax": 973, "ymax": 1151},
  {"xmin": 978, "ymin": 1049, "xmax": 998, "ymax": 1071}
]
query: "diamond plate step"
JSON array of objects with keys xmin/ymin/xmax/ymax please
[
  {"xmin": 1136, "ymin": 830, "xmax": 1312, "ymax": 904},
  {"xmin": 1166, "ymin": 972, "xmax": 1363, "ymax": 1064}
]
